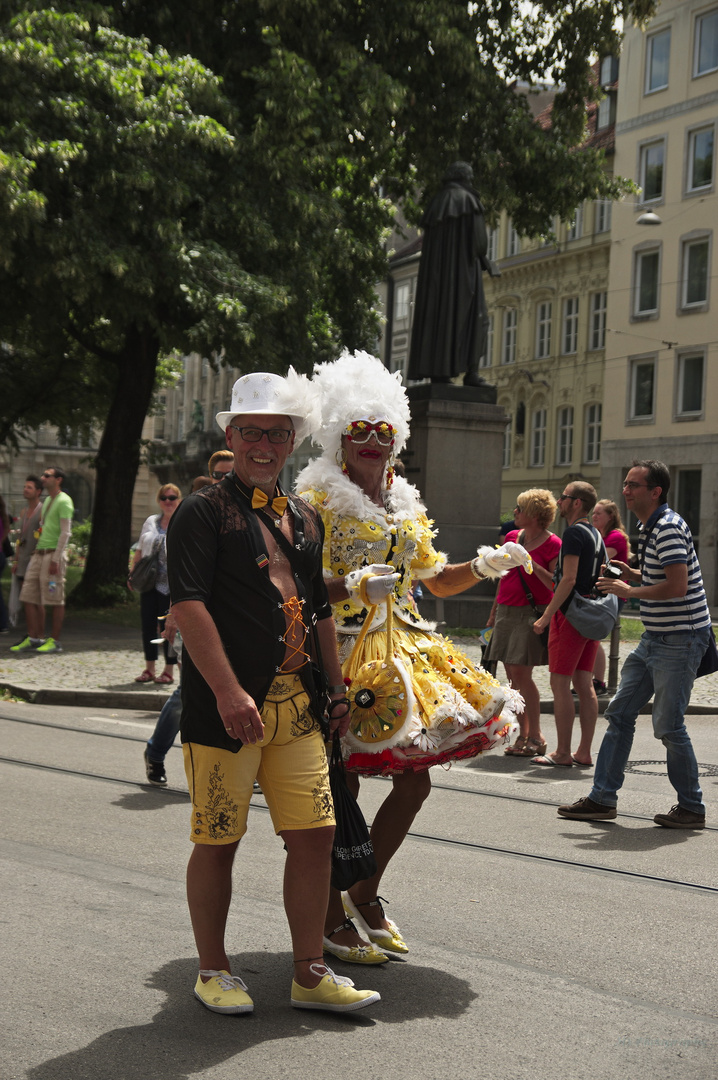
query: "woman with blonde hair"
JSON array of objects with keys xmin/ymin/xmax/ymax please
[
  {"xmin": 590, "ymin": 498, "xmax": 631, "ymax": 695},
  {"xmin": 485, "ymin": 489, "xmax": 561, "ymax": 757},
  {"xmin": 129, "ymin": 483, "xmax": 181, "ymax": 683}
]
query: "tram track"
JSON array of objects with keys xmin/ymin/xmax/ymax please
[{"xmin": 2, "ymin": 711, "xmax": 716, "ymax": 896}]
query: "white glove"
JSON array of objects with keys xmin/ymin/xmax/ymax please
[
  {"xmin": 345, "ymin": 564, "xmax": 400, "ymax": 605},
  {"xmin": 472, "ymin": 542, "xmax": 533, "ymax": 580}
]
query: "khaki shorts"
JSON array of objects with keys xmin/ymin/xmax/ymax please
[
  {"xmin": 19, "ymin": 551, "xmax": 67, "ymax": 606},
  {"xmin": 183, "ymin": 674, "xmax": 334, "ymax": 845}
]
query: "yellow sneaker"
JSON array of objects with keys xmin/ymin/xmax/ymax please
[
  {"xmin": 194, "ymin": 969, "xmax": 254, "ymax": 1014},
  {"xmin": 323, "ymin": 918, "xmax": 389, "ymax": 965},
  {"xmin": 291, "ymin": 964, "xmax": 381, "ymax": 1012},
  {"xmin": 342, "ymin": 892, "xmax": 409, "ymax": 955}
]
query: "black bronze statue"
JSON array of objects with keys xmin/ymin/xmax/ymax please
[{"xmin": 408, "ymin": 162, "xmax": 500, "ymax": 386}]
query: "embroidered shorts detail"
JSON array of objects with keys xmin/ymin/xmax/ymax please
[{"xmin": 184, "ymin": 674, "xmax": 334, "ymax": 845}]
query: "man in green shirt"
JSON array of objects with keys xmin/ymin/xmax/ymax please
[{"xmin": 15, "ymin": 466, "xmax": 74, "ymax": 654}]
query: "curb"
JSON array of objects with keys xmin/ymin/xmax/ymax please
[
  {"xmin": 1, "ymin": 681, "xmax": 712, "ymax": 716},
  {"xmin": 0, "ymin": 682, "xmax": 171, "ymax": 711}
]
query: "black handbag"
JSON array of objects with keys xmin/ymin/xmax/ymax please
[
  {"xmin": 129, "ymin": 547, "xmax": 161, "ymax": 592},
  {"xmin": 696, "ymin": 631, "xmax": 718, "ymax": 678},
  {"xmin": 329, "ymin": 733, "xmax": 377, "ymax": 891}
]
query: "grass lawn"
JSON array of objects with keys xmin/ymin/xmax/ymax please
[
  {"xmin": 445, "ymin": 616, "xmax": 646, "ymax": 641},
  {"xmin": 2, "ymin": 564, "xmax": 142, "ymax": 631}
]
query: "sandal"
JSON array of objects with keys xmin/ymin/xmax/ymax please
[
  {"xmin": 135, "ymin": 669, "xmax": 155, "ymax": 683},
  {"xmin": 154, "ymin": 672, "xmax": 174, "ymax": 684},
  {"xmin": 514, "ymin": 737, "xmax": 547, "ymax": 757},
  {"xmin": 504, "ymin": 735, "xmax": 528, "ymax": 756}
]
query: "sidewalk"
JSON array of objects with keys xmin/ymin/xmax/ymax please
[
  {"xmin": 1, "ymin": 613, "xmax": 717, "ymax": 713},
  {"xmin": 0, "ymin": 617, "xmax": 177, "ymax": 710}
]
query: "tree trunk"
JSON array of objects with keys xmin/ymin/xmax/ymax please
[{"xmin": 70, "ymin": 325, "xmax": 159, "ymax": 607}]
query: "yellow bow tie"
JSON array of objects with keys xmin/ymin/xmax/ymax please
[{"xmin": 251, "ymin": 488, "xmax": 288, "ymax": 516}]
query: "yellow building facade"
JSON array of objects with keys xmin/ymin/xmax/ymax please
[{"xmin": 601, "ymin": 0, "xmax": 718, "ymax": 603}]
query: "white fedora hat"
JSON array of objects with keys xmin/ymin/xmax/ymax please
[{"xmin": 215, "ymin": 369, "xmax": 316, "ymax": 444}]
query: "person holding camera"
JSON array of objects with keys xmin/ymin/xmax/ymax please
[{"xmin": 558, "ymin": 460, "xmax": 711, "ymax": 829}]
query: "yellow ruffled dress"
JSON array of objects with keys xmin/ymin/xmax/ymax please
[{"xmin": 297, "ymin": 461, "xmax": 521, "ymax": 775}]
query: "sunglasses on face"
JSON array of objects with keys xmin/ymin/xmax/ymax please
[
  {"xmin": 159, "ymin": 494, "xmax": 178, "ymax": 502},
  {"xmin": 211, "ymin": 469, "xmax": 231, "ymax": 479},
  {"xmin": 345, "ymin": 420, "xmax": 395, "ymax": 446},
  {"xmin": 228, "ymin": 424, "xmax": 292, "ymax": 444}
]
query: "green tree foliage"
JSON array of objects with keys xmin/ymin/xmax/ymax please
[{"xmin": 0, "ymin": 1, "xmax": 656, "ymax": 603}]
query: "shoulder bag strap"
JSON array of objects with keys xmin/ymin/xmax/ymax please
[{"xmin": 514, "ymin": 531, "xmax": 542, "ymax": 616}]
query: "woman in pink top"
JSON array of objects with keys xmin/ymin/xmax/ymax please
[
  {"xmin": 486, "ymin": 489, "xmax": 561, "ymax": 757},
  {"xmin": 591, "ymin": 499, "xmax": 631, "ymax": 694}
]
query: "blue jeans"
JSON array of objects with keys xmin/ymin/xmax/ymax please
[
  {"xmin": 590, "ymin": 628, "xmax": 709, "ymax": 815},
  {"xmin": 146, "ymin": 684, "xmax": 181, "ymax": 763}
]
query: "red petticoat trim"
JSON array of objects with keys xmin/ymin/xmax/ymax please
[{"xmin": 345, "ymin": 726, "xmax": 511, "ymax": 776}]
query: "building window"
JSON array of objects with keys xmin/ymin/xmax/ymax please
[
  {"xmin": 535, "ymin": 301, "xmax": 552, "ymax": 359},
  {"xmin": 556, "ymin": 406, "xmax": 574, "ymax": 466},
  {"xmin": 501, "ymin": 308, "xmax": 517, "ymax": 364},
  {"xmin": 479, "ymin": 314, "xmax": 494, "ymax": 368},
  {"xmin": 562, "ymin": 297, "xmax": 579, "ymax": 354},
  {"xmin": 676, "ymin": 470, "xmax": 702, "ymax": 546},
  {"xmin": 595, "ymin": 198, "xmax": 612, "ymax": 234},
  {"xmin": 567, "ymin": 204, "xmax": 583, "ymax": 241},
  {"xmin": 530, "ymin": 408, "xmax": 546, "ymax": 467},
  {"xmin": 695, "ymin": 9, "xmax": 718, "ymax": 77},
  {"xmin": 687, "ymin": 126, "xmax": 714, "ymax": 192},
  {"xmin": 177, "ymin": 407, "xmax": 185, "ymax": 440},
  {"xmin": 682, "ymin": 237, "xmax": 710, "ymax": 308},
  {"xmin": 634, "ymin": 248, "xmax": 660, "ymax": 316},
  {"xmin": 639, "ymin": 140, "xmax": 665, "ymax": 202},
  {"xmin": 597, "ymin": 95, "xmax": 613, "ymax": 129},
  {"xmin": 487, "ymin": 227, "xmax": 499, "ymax": 262},
  {"xmin": 676, "ymin": 353, "xmax": 705, "ymax": 417},
  {"xmin": 589, "ymin": 291, "xmax": 607, "ymax": 350},
  {"xmin": 629, "ymin": 358, "xmax": 656, "ymax": 420},
  {"xmin": 395, "ymin": 282, "xmax": 410, "ymax": 321},
  {"xmin": 506, "ymin": 222, "xmax": 520, "ymax": 257},
  {"xmin": 584, "ymin": 403, "xmax": 602, "ymax": 464},
  {"xmin": 502, "ymin": 415, "xmax": 512, "ymax": 469},
  {"xmin": 646, "ymin": 28, "xmax": 671, "ymax": 93}
]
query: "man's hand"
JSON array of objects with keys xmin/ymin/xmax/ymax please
[
  {"xmin": 327, "ymin": 696, "xmax": 351, "ymax": 737},
  {"xmin": 532, "ymin": 615, "xmax": 549, "ymax": 635},
  {"xmin": 596, "ymin": 576, "xmax": 633, "ymax": 600},
  {"xmin": 49, "ymin": 560, "xmax": 59, "ymax": 578},
  {"xmin": 216, "ymin": 689, "xmax": 265, "ymax": 744},
  {"xmin": 161, "ymin": 611, "xmax": 179, "ymax": 645}
]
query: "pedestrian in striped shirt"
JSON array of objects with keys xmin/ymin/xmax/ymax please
[{"xmin": 558, "ymin": 460, "xmax": 711, "ymax": 829}]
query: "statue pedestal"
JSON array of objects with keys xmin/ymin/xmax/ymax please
[{"xmin": 405, "ymin": 384, "xmax": 508, "ymax": 629}]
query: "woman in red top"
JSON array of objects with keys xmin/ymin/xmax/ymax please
[
  {"xmin": 591, "ymin": 499, "xmax": 631, "ymax": 694},
  {"xmin": 486, "ymin": 489, "xmax": 561, "ymax": 757}
]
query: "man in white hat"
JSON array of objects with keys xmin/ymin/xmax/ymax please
[{"xmin": 167, "ymin": 370, "xmax": 381, "ymax": 1016}]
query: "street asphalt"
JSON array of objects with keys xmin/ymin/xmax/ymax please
[{"xmin": 1, "ymin": 614, "xmax": 717, "ymax": 1079}]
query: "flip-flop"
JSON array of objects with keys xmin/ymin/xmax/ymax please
[
  {"xmin": 571, "ymin": 755, "xmax": 593, "ymax": 767},
  {"xmin": 531, "ymin": 754, "xmax": 573, "ymax": 767}
]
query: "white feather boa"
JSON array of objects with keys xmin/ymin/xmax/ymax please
[{"xmin": 295, "ymin": 456, "xmax": 429, "ymax": 525}]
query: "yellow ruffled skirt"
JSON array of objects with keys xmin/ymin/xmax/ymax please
[{"xmin": 337, "ymin": 621, "xmax": 521, "ymax": 775}]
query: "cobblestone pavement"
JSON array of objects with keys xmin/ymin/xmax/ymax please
[{"xmin": 1, "ymin": 617, "xmax": 717, "ymax": 711}]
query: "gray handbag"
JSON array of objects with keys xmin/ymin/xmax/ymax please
[
  {"xmin": 562, "ymin": 521, "xmax": 619, "ymax": 640},
  {"xmin": 564, "ymin": 591, "xmax": 619, "ymax": 640}
]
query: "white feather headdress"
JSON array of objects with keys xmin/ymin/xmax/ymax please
[{"xmin": 309, "ymin": 350, "xmax": 411, "ymax": 460}]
